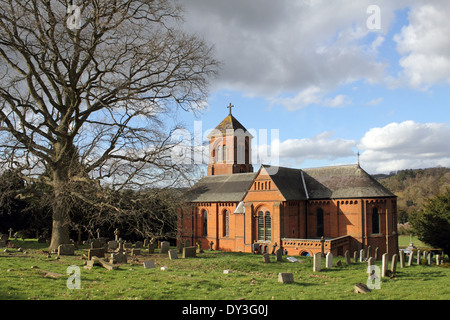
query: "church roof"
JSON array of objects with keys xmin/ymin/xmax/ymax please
[
  {"xmin": 262, "ymin": 164, "xmax": 395, "ymax": 200},
  {"xmin": 185, "ymin": 172, "xmax": 258, "ymax": 203},
  {"xmin": 207, "ymin": 114, "xmax": 252, "ymax": 138}
]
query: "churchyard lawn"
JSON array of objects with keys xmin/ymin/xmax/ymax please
[{"xmin": 0, "ymin": 237, "xmax": 449, "ymax": 300}]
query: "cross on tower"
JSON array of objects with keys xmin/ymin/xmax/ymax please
[{"xmin": 227, "ymin": 103, "xmax": 234, "ymax": 115}]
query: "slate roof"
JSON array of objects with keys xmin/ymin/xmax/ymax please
[
  {"xmin": 185, "ymin": 172, "xmax": 258, "ymax": 203},
  {"xmin": 186, "ymin": 164, "xmax": 395, "ymax": 203},
  {"xmin": 207, "ymin": 114, "xmax": 253, "ymax": 138},
  {"xmin": 264, "ymin": 164, "xmax": 395, "ymax": 200}
]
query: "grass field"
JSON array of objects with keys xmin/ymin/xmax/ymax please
[{"xmin": 1, "ymin": 237, "xmax": 449, "ymax": 300}]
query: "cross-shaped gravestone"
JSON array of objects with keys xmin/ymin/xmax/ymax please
[
  {"xmin": 8, "ymin": 228, "xmax": 13, "ymax": 238},
  {"xmin": 96, "ymin": 228, "xmax": 100, "ymax": 239},
  {"xmin": 114, "ymin": 228, "xmax": 119, "ymax": 241},
  {"xmin": 227, "ymin": 103, "xmax": 234, "ymax": 115}
]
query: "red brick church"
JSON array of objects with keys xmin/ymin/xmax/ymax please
[{"xmin": 178, "ymin": 106, "xmax": 398, "ymax": 258}]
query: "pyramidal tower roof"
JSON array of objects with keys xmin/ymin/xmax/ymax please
[{"xmin": 207, "ymin": 103, "xmax": 252, "ymax": 138}]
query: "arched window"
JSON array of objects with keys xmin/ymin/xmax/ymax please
[
  {"xmin": 316, "ymin": 208, "xmax": 324, "ymax": 238},
  {"xmin": 202, "ymin": 210, "xmax": 208, "ymax": 236},
  {"xmin": 217, "ymin": 145, "xmax": 223, "ymax": 162},
  {"xmin": 257, "ymin": 210, "xmax": 271, "ymax": 241},
  {"xmin": 223, "ymin": 210, "xmax": 229, "ymax": 237},
  {"xmin": 223, "ymin": 145, "xmax": 227, "ymax": 163},
  {"xmin": 372, "ymin": 207, "xmax": 380, "ymax": 234}
]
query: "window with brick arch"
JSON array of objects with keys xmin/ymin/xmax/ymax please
[
  {"xmin": 223, "ymin": 210, "xmax": 229, "ymax": 237},
  {"xmin": 372, "ymin": 207, "xmax": 380, "ymax": 234},
  {"xmin": 257, "ymin": 211, "xmax": 271, "ymax": 241},
  {"xmin": 202, "ymin": 210, "xmax": 208, "ymax": 236}
]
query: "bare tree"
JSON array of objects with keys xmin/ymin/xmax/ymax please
[{"xmin": 0, "ymin": 0, "xmax": 218, "ymax": 250}]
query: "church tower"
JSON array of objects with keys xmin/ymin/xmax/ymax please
[{"xmin": 207, "ymin": 104, "xmax": 254, "ymax": 176}]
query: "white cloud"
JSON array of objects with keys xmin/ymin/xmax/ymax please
[
  {"xmin": 358, "ymin": 121, "xmax": 450, "ymax": 173},
  {"xmin": 394, "ymin": 2, "xmax": 450, "ymax": 88},
  {"xmin": 183, "ymin": 0, "xmax": 404, "ymax": 103}
]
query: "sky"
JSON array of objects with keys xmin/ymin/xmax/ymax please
[{"xmin": 175, "ymin": 0, "xmax": 450, "ymax": 174}]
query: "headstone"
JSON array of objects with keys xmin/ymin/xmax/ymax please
[
  {"xmin": 381, "ymin": 253, "xmax": 388, "ymax": 278},
  {"xmin": 177, "ymin": 240, "xmax": 184, "ymax": 253},
  {"xmin": 57, "ymin": 244, "xmax": 74, "ymax": 256},
  {"xmin": 336, "ymin": 260, "xmax": 342, "ymax": 267},
  {"xmin": 143, "ymin": 260, "xmax": 155, "ymax": 269},
  {"xmin": 182, "ymin": 246, "xmax": 197, "ymax": 258},
  {"xmin": 416, "ymin": 249, "xmax": 421, "ymax": 265},
  {"xmin": 143, "ymin": 239, "xmax": 149, "ymax": 247},
  {"xmin": 427, "ymin": 252, "xmax": 432, "ymax": 265},
  {"xmin": 313, "ymin": 252, "xmax": 321, "ymax": 272},
  {"xmin": 88, "ymin": 248, "xmax": 105, "ymax": 260},
  {"xmin": 408, "ymin": 251, "xmax": 414, "ymax": 266},
  {"xmin": 135, "ymin": 241, "xmax": 143, "ymax": 249},
  {"xmin": 184, "ymin": 240, "xmax": 190, "ymax": 247},
  {"xmin": 278, "ymin": 273, "xmax": 294, "ymax": 284},
  {"xmin": 367, "ymin": 257, "xmax": 374, "ymax": 267},
  {"xmin": 148, "ymin": 243, "xmax": 155, "ymax": 254},
  {"xmin": 124, "ymin": 242, "xmax": 133, "ymax": 250},
  {"xmin": 110, "ymin": 251, "xmax": 127, "ymax": 264},
  {"xmin": 90, "ymin": 239, "xmax": 103, "ymax": 249},
  {"xmin": 399, "ymin": 251, "xmax": 405, "ymax": 268},
  {"xmin": 262, "ymin": 253, "xmax": 270, "ymax": 263},
  {"xmin": 354, "ymin": 282, "xmax": 372, "ymax": 294},
  {"xmin": 131, "ymin": 248, "xmax": 141, "ymax": 256},
  {"xmin": 391, "ymin": 254, "xmax": 398, "ymax": 274},
  {"xmin": 326, "ymin": 252, "xmax": 333, "ymax": 268},
  {"xmin": 344, "ymin": 250, "xmax": 350, "ymax": 265},
  {"xmin": 8, "ymin": 228, "xmax": 13, "ymax": 238},
  {"xmin": 275, "ymin": 248, "xmax": 283, "ymax": 262},
  {"xmin": 108, "ymin": 241, "xmax": 118, "ymax": 251},
  {"xmin": 366, "ymin": 245, "xmax": 372, "ymax": 258},
  {"xmin": 196, "ymin": 240, "xmax": 204, "ymax": 253},
  {"xmin": 360, "ymin": 249, "xmax": 365, "ymax": 262},
  {"xmin": 353, "ymin": 251, "xmax": 358, "ymax": 263},
  {"xmin": 168, "ymin": 249, "xmax": 178, "ymax": 260},
  {"xmin": 114, "ymin": 228, "xmax": 120, "ymax": 241},
  {"xmin": 374, "ymin": 247, "xmax": 379, "ymax": 260},
  {"xmin": 209, "ymin": 241, "xmax": 214, "ymax": 251},
  {"xmin": 160, "ymin": 241, "xmax": 170, "ymax": 254},
  {"xmin": 436, "ymin": 255, "xmax": 440, "ymax": 266}
]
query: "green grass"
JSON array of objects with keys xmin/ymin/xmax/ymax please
[
  {"xmin": 1, "ymin": 239, "xmax": 449, "ymax": 300},
  {"xmin": 398, "ymin": 235, "xmax": 430, "ymax": 250}
]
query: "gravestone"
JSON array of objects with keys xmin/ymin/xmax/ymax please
[
  {"xmin": 427, "ymin": 252, "xmax": 432, "ymax": 265},
  {"xmin": 326, "ymin": 252, "xmax": 333, "ymax": 268},
  {"xmin": 57, "ymin": 244, "xmax": 74, "ymax": 256},
  {"xmin": 262, "ymin": 253, "xmax": 270, "ymax": 263},
  {"xmin": 366, "ymin": 245, "xmax": 372, "ymax": 258},
  {"xmin": 367, "ymin": 257, "xmax": 374, "ymax": 267},
  {"xmin": 124, "ymin": 242, "xmax": 133, "ymax": 250},
  {"xmin": 135, "ymin": 241, "xmax": 143, "ymax": 249},
  {"xmin": 359, "ymin": 249, "xmax": 365, "ymax": 262},
  {"xmin": 436, "ymin": 255, "xmax": 440, "ymax": 266},
  {"xmin": 374, "ymin": 247, "xmax": 379, "ymax": 260},
  {"xmin": 354, "ymin": 282, "xmax": 371, "ymax": 294},
  {"xmin": 143, "ymin": 239, "xmax": 148, "ymax": 247},
  {"xmin": 408, "ymin": 251, "xmax": 414, "ymax": 266},
  {"xmin": 90, "ymin": 239, "xmax": 103, "ymax": 249},
  {"xmin": 416, "ymin": 249, "xmax": 421, "ymax": 265},
  {"xmin": 399, "ymin": 251, "xmax": 405, "ymax": 268},
  {"xmin": 88, "ymin": 248, "xmax": 105, "ymax": 260},
  {"xmin": 148, "ymin": 243, "xmax": 155, "ymax": 254},
  {"xmin": 381, "ymin": 253, "xmax": 388, "ymax": 277},
  {"xmin": 143, "ymin": 260, "xmax": 155, "ymax": 269},
  {"xmin": 313, "ymin": 252, "xmax": 321, "ymax": 272},
  {"xmin": 168, "ymin": 249, "xmax": 178, "ymax": 260},
  {"xmin": 209, "ymin": 241, "xmax": 214, "ymax": 251},
  {"xmin": 353, "ymin": 251, "xmax": 358, "ymax": 263},
  {"xmin": 108, "ymin": 241, "xmax": 118, "ymax": 251},
  {"xmin": 391, "ymin": 254, "xmax": 398, "ymax": 274},
  {"xmin": 275, "ymin": 248, "xmax": 283, "ymax": 262},
  {"xmin": 177, "ymin": 240, "xmax": 184, "ymax": 253},
  {"xmin": 182, "ymin": 246, "xmax": 197, "ymax": 258},
  {"xmin": 110, "ymin": 251, "xmax": 127, "ymax": 264},
  {"xmin": 160, "ymin": 241, "xmax": 170, "ymax": 254},
  {"xmin": 114, "ymin": 228, "xmax": 120, "ymax": 241},
  {"xmin": 131, "ymin": 248, "xmax": 141, "ymax": 256},
  {"xmin": 278, "ymin": 273, "xmax": 294, "ymax": 284},
  {"xmin": 344, "ymin": 250, "xmax": 350, "ymax": 265}
]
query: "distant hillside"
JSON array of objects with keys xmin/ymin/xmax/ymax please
[{"xmin": 375, "ymin": 167, "xmax": 450, "ymax": 223}]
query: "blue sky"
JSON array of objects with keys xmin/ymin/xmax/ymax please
[{"xmin": 176, "ymin": 1, "xmax": 450, "ymax": 174}]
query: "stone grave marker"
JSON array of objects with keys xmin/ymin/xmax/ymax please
[
  {"xmin": 131, "ymin": 248, "xmax": 141, "ymax": 256},
  {"xmin": 278, "ymin": 273, "xmax": 294, "ymax": 284},
  {"xmin": 416, "ymin": 249, "xmax": 421, "ymax": 264},
  {"xmin": 88, "ymin": 248, "xmax": 105, "ymax": 260},
  {"xmin": 436, "ymin": 255, "xmax": 440, "ymax": 266},
  {"xmin": 182, "ymin": 246, "xmax": 197, "ymax": 258},
  {"xmin": 108, "ymin": 241, "xmax": 118, "ymax": 251},
  {"xmin": 381, "ymin": 253, "xmax": 388, "ymax": 277},
  {"xmin": 427, "ymin": 252, "xmax": 432, "ymax": 265},
  {"xmin": 366, "ymin": 245, "xmax": 372, "ymax": 258},
  {"xmin": 168, "ymin": 249, "xmax": 178, "ymax": 260},
  {"xmin": 275, "ymin": 248, "xmax": 283, "ymax": 262},
  {"xmin": 313, "ymin": 252, "xmax": 321, "ymax": 272},
  {"xmin": 135, "ymin": 241, "xmax": 144, "ymax": 249},
  {"xmin": 399, "ymin": 251, "xmax": 405, "ymax": 268},
  {"xmin": 359, "ymin": 249, "xmax": 365, "ymax": 262},
  {"xmin": 160, "ymin": 241, "xmax": 170, "ymax": 254},
  {"xmin": 391, "ymin": 254, "xmax": 398, "ymax": 274},
  {"xmin": 110, "ymin": 251, "xmax": 127, "ymax": 264},
  {"xmin": 353, "ymin": 251, "xmax": 358, "ymax": 263},
  {"xmin": 344, "ymin": 250, "xmax": 350, "ymax": 265},
  {"xmin": 148, "ymin": 243, "xmax": 156, "ymax": 254},
  {"xmin": 143, "ymin": 260, "xmax": 155, "ymax": 269},
  {"xmin": 367, "ymin": 257, "xmax": 374, "ymax": 267},
  {"xmin": 354, "ymin": 282, "xmax": 371, "ymax": 294},
  {"xmin": 326, "ymin": 252, "xmax": 333, "ymax": 268},
  {"xmin": 374, "ymin": 247, "xmax": 379, "ymax": 260},
  {"xmin": 408, "ymin": 251, "xmax": 414, "ymax": 266},
  {"xmin": 57, "ymin": 244, "xmax": 74, "ymax": 256},
  {"xmin": 262, "ymin": 253, "xmax": 270, "ymax": 263}
]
